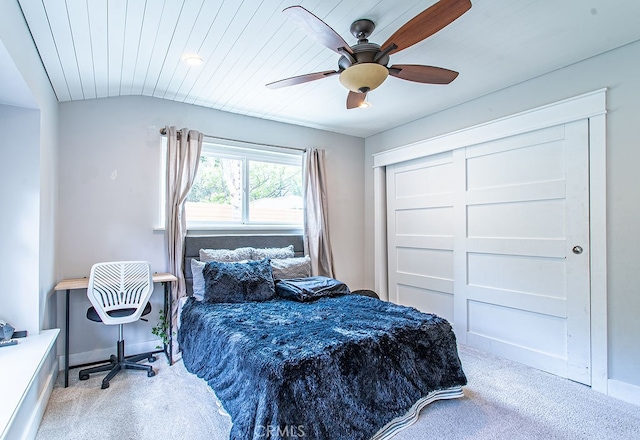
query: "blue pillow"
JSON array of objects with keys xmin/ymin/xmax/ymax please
[
  {"xmin": 203, "ymin": 259, "xmax": 275, "ymax": 303},
  {"xmin": 275, "ymin": 276, "xmax": 350, "ymax": 302}
]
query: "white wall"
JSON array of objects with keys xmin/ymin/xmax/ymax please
[
  {"xmin": 38, "ymin": 100, "xmax": 59, "ymax": 332},
  {"xmin": 0, "ymin": 1, "xmax": 59, "ymax": 335},
  {"xmin": 364, "ymin": 40, "xmax": 640, "ymax": 390},
  {"xmin": 0, "ymin": 105, "xmax": 40, "ymax": 334},
  {"xmin": 58, "ymin": 95, "xmax": 365, "ymax": 360}
]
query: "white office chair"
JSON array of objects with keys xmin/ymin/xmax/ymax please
[{"xmin": 78, "ymin": 261, "xmax": 157, "ymax": 389}]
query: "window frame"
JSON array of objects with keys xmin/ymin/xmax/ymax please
[{"xmin": 160, "ymin": 136, "xmax": 304, "ymax": 233}]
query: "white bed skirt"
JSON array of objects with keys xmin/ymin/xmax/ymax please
[{"xmin": 371, "ymin": 387, "xmax": 465, "ymax": 440}]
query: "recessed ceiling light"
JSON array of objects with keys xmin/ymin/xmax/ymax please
[{"xmin": 183, "ymin": 54, "xmax": 204, "ymax": 66}]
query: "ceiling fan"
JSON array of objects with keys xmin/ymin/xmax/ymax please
[{"xmin": 266, "ymin": 0, "xmax": 472, "ymax": 109}]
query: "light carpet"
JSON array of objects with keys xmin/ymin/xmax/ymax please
[{"xmin": 36, "ymin": 345, "xmax": 640, "ymax": 440}]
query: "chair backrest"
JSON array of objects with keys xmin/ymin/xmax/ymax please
[{"xmin": 87, "ymin": 261, "xmax": 153, "ymax": 325}]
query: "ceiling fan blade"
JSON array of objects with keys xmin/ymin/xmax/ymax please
[
  {"xmin": 266, "ymin": 70, "xmax": 339, "ymax": 89},
  {"xmin": 381, "ymin": 0, "xmax": 472, "ymax": 55},
  {"xmin": 283, "ymin": 6, "xmax": 354, "ymax": 55},
  {"xmin": 346, "ymin": 91, "xmax": 367, "ymax": 109},
  {"xmin": 388, "ymin": 64, "xmax": 459, "ymax": 84}
]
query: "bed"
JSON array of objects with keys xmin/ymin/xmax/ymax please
[{"xmin": 177, "ymin": 235, "xmax": 467, "ymax": 440}]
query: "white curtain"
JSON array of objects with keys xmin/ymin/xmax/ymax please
[
  {"xmin": 165, "ymin": 126, "xmax": 203, "ymax": 358},
  {"xmin": 303, "ymin": 148, "xmax": 334, "ymax": 277}
]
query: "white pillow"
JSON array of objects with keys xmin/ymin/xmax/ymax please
[
  {"xmin": 253, "ymin": 245, "xmax": 295, "ymax": 260},
  {"xmin": 199, "ymin": 247, "xmax": 254, "ymax": 262},
  {"xmin": 190, "ymin": 259, "xmax": 206, "ymax": 301},
  {"xmin": 270, "ymin": 256, "xmax": 311, "ymax": 280}
]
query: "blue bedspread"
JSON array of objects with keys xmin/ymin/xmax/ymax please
[{"xmin": 178, "ymin": 294, "xmax": 466, "ymax": 440}]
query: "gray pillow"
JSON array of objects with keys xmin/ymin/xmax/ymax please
[
  {"xmin": 199, "ymin": 247, "xmax": 254, "ymax": 262},
  {"xmin": 192, "ymin": 258, "xmax": 251, "ymax": 301},
  {"xmin": 270, "ymin": 256, "xmax": 311, "ymax": 280},
  {"xmin": 203, "ymin": 259, "xmax": 275, "ymax": 303},
  {"xmin": 252, "ymin": 245, "xmax": 295, "ymax": 260}
]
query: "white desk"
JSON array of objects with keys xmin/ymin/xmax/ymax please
[{"xmin": 54, "ymin": 273, "xmax": 177, "ymax": 387}]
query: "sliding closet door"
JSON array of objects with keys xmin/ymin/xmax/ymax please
[
  {"xmin": 386, "ymin": 120, "xmax": 591, "ymax": 385},
  {"xmin": 386, "ymin": 151, "xmax": 456, "ymax": 324},
  {"xmin": 463, "ymin": 120, "xmax": 590, "ymax": 385}
]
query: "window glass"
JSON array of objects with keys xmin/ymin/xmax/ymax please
[
  {"xmin": 182, "ymin": 141, "xmax": 303, "ymax": 228},
  {"xmin": 249, "ymin": 160, "xmax": 303, "ymax": 224},
  {"xmin": 186, "ymin": 155, "xmax": 243, "ymax": 223}
]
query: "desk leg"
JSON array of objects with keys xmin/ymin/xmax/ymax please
[
  {"xmin": 65, "ymin": 288, "xmax": 70, "ymax": 388},
  {"xmin": 168, "ymin": 281, "xmax": 173, "ymax": 366},
  {"xmin": 163, "ymin": 281, "xmax": 173, "ymax": 365}
]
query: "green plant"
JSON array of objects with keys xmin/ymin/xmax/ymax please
[{"xmin": 151, "ymin": 308, "xmax": 171, "ymax": 349}]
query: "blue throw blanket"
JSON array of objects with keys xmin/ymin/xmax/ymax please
[{"xmin": 178, "ymin": 294, "xmax": 466, "ymax": 440}]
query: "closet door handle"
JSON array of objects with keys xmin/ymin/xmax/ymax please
[{"xmin": 572, "ymin": 246, "xmax": 583, "ymax": 255}]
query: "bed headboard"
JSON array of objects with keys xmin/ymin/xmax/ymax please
[{"xmin": 183, "ymin": 234, "xmax": 304, "ymax": 296}]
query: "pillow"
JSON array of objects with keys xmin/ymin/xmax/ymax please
[
  {"xmin": 199, "ymin": 246, "xmax": 253, "ymax": 262},
  {"xmin": 190, "ymin": 258, "xmax": 206, "ymax": 301},
  {"xmin": 270, "ymin": 256, "xmax": 311, "ymax": 280},
  {"xmin": 203, "ymin": 259, "xmax": 275, "ymax": 303},
  {"xmin": 191, "ymin": 258, "xmax": 252, "ymax": 301},
  {"xmin": 252, "ymin": 245, "xmax": 295, "ymax": 260},
  {"xmin": 275, "ymin": 276, "xmax": 350, "ymax": 302}
]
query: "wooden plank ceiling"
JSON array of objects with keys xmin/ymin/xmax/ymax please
[{"xmin": 17, "ymin": 0, "xmax": 640, "ymax": 137}]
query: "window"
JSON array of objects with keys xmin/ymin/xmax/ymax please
[{"xmin": 164, "ymin": 138, "xmax": 304, "ymax": 229}]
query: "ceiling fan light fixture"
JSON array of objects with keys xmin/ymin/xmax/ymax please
[{"xmin": 339, "ymin": 63, "xmax": 388, "ymax": 93}]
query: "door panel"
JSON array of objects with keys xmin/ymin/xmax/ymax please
[
  {"xmin": 466, "ymin": 140, "xmax": 565, "ymax": 189},
  {"xmin": 467, "ymin": 253, "xmax": 566, "ymax": 298},
  {"xmin": 467, "ymin": 300, "xmax": 567, "ymax": 356},
  {"xmin": 397, "ymin": 247, "xmax": 453, "ymax": 279},
  {"xmin": 395, "ymin": 207, "xmax": 453, "ymax": 236},
  {"xmin": 397, "ymin": 285, "xmax": 455, "ymax": 324},
  {"xmin": 467, "ymin": 199, "xmax": 566, "ymax": 239}
]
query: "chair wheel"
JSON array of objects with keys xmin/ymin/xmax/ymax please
[
  {"xmin": 148, "ymin": 369, "xmax": 156, "ymax": 378},
  {"xmin": 148, "ymin": 355, "xmax": 157, "ymax": 363},
  {"xmin": 101, "ymin": 382, "xmax": 110, "ymax": 389},
  {"xmin": 79, "ymin": 373, "xmax": 90, "ymax": 381}
]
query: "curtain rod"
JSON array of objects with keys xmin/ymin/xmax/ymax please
[{"xmin": 159, "ymin": 127, "xmax": 305, "ymax": 152}]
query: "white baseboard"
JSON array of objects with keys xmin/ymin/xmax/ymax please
[
  {"xmin": 59, "ymin": 339, "xmax": 162, "ymax": 371},
  {"xmin": 608, "ymin": 379, "xmax": 640, "ymax": 406}
]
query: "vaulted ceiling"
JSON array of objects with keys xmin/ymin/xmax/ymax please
[{"xmin": 15, "ymin": 0, "xmax": 640, "ymax": 137}]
